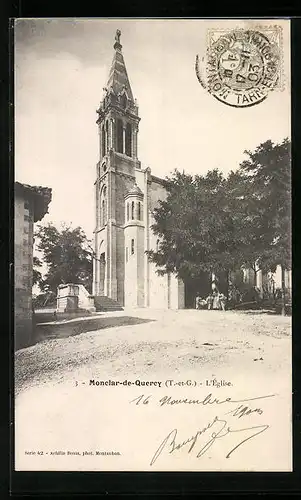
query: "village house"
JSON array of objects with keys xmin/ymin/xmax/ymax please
[{"xmin": 15, "ymin": 182, "xmax": 52, "ymax": 349}]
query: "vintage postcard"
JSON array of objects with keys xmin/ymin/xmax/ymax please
[{"xmin": 14, "ymin": 18, "xmax": 291, "ymax": 472}]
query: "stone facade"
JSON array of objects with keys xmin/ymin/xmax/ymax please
[
  {"xmin": 15, "ymin": 182, "xmax": 52, "ymax": 349},
  {"xmin": 92, "ymin": 32, "xmax": 184, "ymax": 309}
]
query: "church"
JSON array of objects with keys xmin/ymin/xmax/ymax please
[
  {"xmin": 92, "ymin": 30, "xmax": 291, "ymax": 310},
  {"xmin": 92, "ymin": 30, "xmax": 185, "ymax": 309}
]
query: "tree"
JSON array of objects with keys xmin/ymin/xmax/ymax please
[
  {"xmin": 33, "ymin": 256, "xmax": 43, "ymax": 287},
  {"xmin": 238, "ymin": 138, "xmax": 291, "ymax": 314},
  {"xmin": 148, "ymin": 139, "xmax": 291, "ymax": 314},
  {"xmin": 35, "ymin": 223, "xmax": 93, "ymax": 294},
  {"xmin": 147, "ymin": 169, "xmax": 241, "ymax": 285}
]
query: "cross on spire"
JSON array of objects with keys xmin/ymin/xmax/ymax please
[{"xmin": 114, "ymin": 29, "xmax": 122, "ymax": 51}]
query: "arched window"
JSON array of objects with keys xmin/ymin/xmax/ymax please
[
  {"xmin": 156, "ymin": 239, "xmax": 160, "ymax": 252},
  {"xmin": 105, "ymin": 120, "xmax": 109, "ymax": 153},
  {"xmin": 131, "ymin": 239, "xmax": 135, "ymax": 255},
  {"xmin": 101, "ymin": 200, "xmax": 105, "ymax": 226},
  {"xmin": 125, "ymin": 123, "xmax": 132, "ymax": 157},
  {"xmin": 100, "ymin": 186, "xmax": 107, "ymax": 226},
  {"xmin": 131, "ymin": 200, "xmax": 135, "ymax": 220},
  {"xmin": 126, "ymin": 202, "xmax": 129, "ymax": 221},
  {"xmin": 111, "ymin": 119, "xmax": 115, "ymax": 150},
  {"xmin": 103, "ymin": 187, "xmax": 107, "ymax": 223},
  {"xmin": 137, "ymin": 201, "xmax": 141, "ymax": 220},
  {"xmin": 117, "ymin": 119, "xmax": 123, "ymax": 153},
  {"xmin": 96, "ymin": 190, "xmax": 100, "ymax": 226},
  {"xmin": 102, "ymin": 124, "xmax": 105, "ymax": 158}
]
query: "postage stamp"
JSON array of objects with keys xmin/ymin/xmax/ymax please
[{"xmin": 196, "ymin": 26, "xmax": 284, "ymax": 108}]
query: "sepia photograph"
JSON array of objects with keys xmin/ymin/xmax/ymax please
[{"xmin": 14, "ymin": 18, "xmax": 291, "ymax": 472}]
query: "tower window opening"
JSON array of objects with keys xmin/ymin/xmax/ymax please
[
  {"xmin": 111, "ymin": 119, "xmax": 115, "ymax": 150},
  {"xmin": 156, "ymin": 239, "xmax": 160, "ymax": 252},
  {"xmin": 96, "ymin": 189, "xmax": 100, "ymax": 226},
  {"xmin": 131, "ymin": 239, "xmax": 135, "ymax": 255},
  {"xmin": 131, "ymin": 201, "xmax": 135, "ymax": 220},
  {"xmin": 105, "ymin": 120, "xmax": 109, "ymax": 153},
  {"xmin": 126, "ymin": 247, "xmax": 128, "ymax": 262},
  {"xmin": 137, "ymin": 201, "xmax": 141, "ymax": 220},
  {"xmin": 117, "ymin": 119, "xmax": 123, "ymax": 153},
  {"xmin": 101, "ymin": 200, "xmax": 105, "ymax": 226},
  {"xmin": 101, "ymin": 186, "xmax": 107, "ymax": 226},
  {"xmin": 125, "ymin": 123, "xmax": 132, "ymax": 157},
  {"xmin": 126, "ymin": 202, "xmax": 129, "ymax": 221},
  {"xmin": 102, "ymin": 124, "xmax": 105, "ymax": 158}
]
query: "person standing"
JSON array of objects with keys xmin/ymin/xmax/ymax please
[
  {"xmin": 206, "ymin": 293, "xmax": 213, "ymax": 310},
  {"xmin": 212, "ymin": 290, "xmax": 220, "ymax": 310},
  {"xmin": 219, "ymin": 292, "xmax": 227, "ymax": 311}
]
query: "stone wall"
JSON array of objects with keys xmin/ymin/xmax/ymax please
[
  {"xmin": 148, "ymin": 178, "xmax": 168, "ymax": 212},
  {"xmin": 115, "ymin": 170, "xmax": 135, "ymax": 304},
  {"xmin": 15, "ymin": 192, "xmax": 34, "ymax": 349},
  {"xmin": 124, "ymin": 223, "xmax": 145, "ymax": 307}
]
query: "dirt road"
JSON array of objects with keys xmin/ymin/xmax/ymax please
[
  {"xmin": 14, "ymin": 309, "xmax": 292, "ymax": 472},
  {"xmin": 15, "ymin": 309, "xmax": 291, "ymax": 395}
]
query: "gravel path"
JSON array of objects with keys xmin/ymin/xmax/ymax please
[{"xmin": 15, "ymin": 309, "xmax": 291, "ymax": 396}]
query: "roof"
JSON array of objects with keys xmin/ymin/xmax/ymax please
[
  {"xmin": 151, "ymin": 174, "xmax": 170, "ymax": 188},
  {"xmin": 125, "ymin": 183, "xmax": 143, "ymax": 198},
  {"xmin": 15, "ymin": 182, "xmax": 52, "ymax": 222},
  {"xmin": 105, "ymin": 30, "xmax": 134, "ymax": 101}
]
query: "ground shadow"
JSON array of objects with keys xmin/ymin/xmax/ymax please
[
  {"xmin": 236, "ymin": 309, "xmax": 279, "ymax": 316},
  {"xmin": 34, "ymin": 309, "xmax": 95, "ymax": 324},
  {"xmin": 33, "ymin": 316, "xmax": 155, "ymax": 345}
]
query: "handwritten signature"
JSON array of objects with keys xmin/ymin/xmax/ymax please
[{"xmin": 150, "ymin": 417, "xmax": 269, "ymax": 466}]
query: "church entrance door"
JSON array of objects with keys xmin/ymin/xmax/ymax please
[
  {"xmin": 184, "ymin": 272, "xmax": 211, "ymax": 308},
  {"xmin": 99, "ymin": 252, "xmax": 106, "ymax": 295}
]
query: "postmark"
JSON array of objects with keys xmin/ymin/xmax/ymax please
[{"xmin": 196, "ymin": 26, "xmax": 283, "ymax": 108}]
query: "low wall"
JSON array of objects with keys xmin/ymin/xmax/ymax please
[{"xmin": 57, "ymin": 284, "xmax": 96, "ymax": 313}]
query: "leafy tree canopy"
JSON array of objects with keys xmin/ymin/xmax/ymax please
[
  {"xmin": 34, "ymin": 223, "xmax": 93, "ymax": 294},
  {"xmin": 238, "ymin": 138, "xmax": 291, "ymax": 272},
  {"xmin": 148, "ymin": 139, "xmax": 291, "ymax": 282}
]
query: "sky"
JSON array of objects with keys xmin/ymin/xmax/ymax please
[{"xmin": 15, "ymin": 18, "xmax": 291, "ymax": 240}]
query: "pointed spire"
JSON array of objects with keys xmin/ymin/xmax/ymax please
[{"xmin": 105, "ymin": 29, "xmax": 134, "ymax": 101}]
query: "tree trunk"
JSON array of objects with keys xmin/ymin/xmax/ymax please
[
  {"xmin": 225, "ymin": 270, "xmax": 230, "ymax": 299},
  {"xmin": 252, "ymin": 266, "xmax": 257, "ymax": 287},
  {"xmin": 281, "ymin": 264, "xmax": 286, "ymax": 316}
]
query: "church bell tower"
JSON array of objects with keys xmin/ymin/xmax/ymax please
[{"xmin": 93, "ymin": 30, "xmax": 141, "ymax": 305}]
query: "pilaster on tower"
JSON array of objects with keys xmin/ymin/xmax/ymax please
[{"xmin": 96, "ymin": 30, "xmax": 141, "ymax": 167}]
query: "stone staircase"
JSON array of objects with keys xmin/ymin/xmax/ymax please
[{"xmin": 94, "ymin": 295, "xmax": 124, "ymax": 312}]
